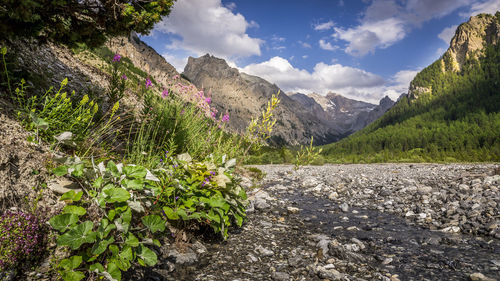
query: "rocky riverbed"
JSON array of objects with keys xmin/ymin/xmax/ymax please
[{"xmin": 128, "ymin": 164, "xmax": 499, "ymax": 281}]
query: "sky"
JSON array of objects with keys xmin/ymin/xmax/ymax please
[{"xmin": 141, "ymin": 0, "xmax": 500, "ymax": 104}]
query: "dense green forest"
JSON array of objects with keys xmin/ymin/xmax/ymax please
[{"xmin": 321, "ymin": 35, "xmax": 500, "ymax": 163}]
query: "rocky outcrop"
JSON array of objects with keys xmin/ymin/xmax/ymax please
[
  {"xmin": 352, "ymin": 95, "xmax": 395, "ymax": 131},
  {"xmin": 447, "ymin": 13, "xmax": 500, "ymax": 71},
  {"xmin": 108, "ymin": 33, "xmax": 182, "ymax": 86},
  {"xmin": 183, "ymin": 54, "xmax": 341, "ymax": 145},
  {"xmin": 408, "ymin": 13, "xmax": 500, "ymax": 99}
]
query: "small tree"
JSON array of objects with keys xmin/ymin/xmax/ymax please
[{"xmin": 0, "ymin": 0, "xmax": 176, "ymax": 47}]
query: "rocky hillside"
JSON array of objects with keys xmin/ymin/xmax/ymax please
[
  {"xmin": 183, "ymin": 54, "xmax": 341, "ymax": 145},
  {"xmin": 290, "ymin": 92, "xmax": 393, "ymax": 134}
]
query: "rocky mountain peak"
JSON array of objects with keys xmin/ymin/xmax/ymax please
[
  {"xmin": 448, "ymin": 13, "xmax": 500, "ymax": 71},
  {"xmin": 379, "ymin": 96, "xmax": 394, "ymax": 107}
]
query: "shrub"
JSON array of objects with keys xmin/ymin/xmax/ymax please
[{"xmin": 0, "ymin": 211, "xmax": 45, "ymax": 271}]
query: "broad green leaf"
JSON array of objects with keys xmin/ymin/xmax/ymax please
[
  {"xmin": 62, "ymin": 205, "xmax": 86, "ymax": 216},
  {"xmin": 71, "ymin": 164, "xmax": 84, "ymax": 177},
  {"xmin": 141, "ymin": 215, "xmax": 165, "ymax": 233},
  {"xmin": 107, "ymin": 161, "xmax": 121, "ymax": 178},
  {"xmin": 53, "ymin": 165, "xmax": 68, "ymax": 176},
  {"xmin": 60, "ymin": 190, "xmax": 83, "ymax": 202},
  {"xmin": 57, "ymin": 221, "xmax": 97, "ymax": 250},
  {"xmin": 121, "ymin": 178, "xmax": 143, "ymax": 190},
  {"xmin": 93, "ymin": 177, "xmax": 103, "ymax": 189},
  {"xmin": 106, "ymin": 261, "xmax": 122, "ymax": 281},
  {"xmin": 91, "ymin": 236, "xmax": 115, "ymax": 256},
  {"xmin": 59, "ymin": 256, "xmax": 82, "ymax": 270},
  {"xmin": 128, "ymin": 200, "xmax": 144, "ymax": 213},
  {"xmin": 176, "ymin": 209, "xmax": 188, "ymax": 220},
  {"xmin": 125, "ymin": 232, "xmax": 139, "ymax": 247},
  {"xmin": 60, "ymin": 270, "xmax": 85, "ymax": 281},
  {"xmin": 137, "ymin": 245, "xmax": 157, "ymax": 266},
  {"xmin": 123, "ymin": 165, "xmax": 147, "ymax": 179},
  {"xmin": 162, "ymin": 207, "xmax": 179, "ymax": 220},
  {"xmin": 97, "ymin": 219, "xmax": 116, "ymax": 239},
  {"xmin": 89, "ymin": 263, "xmax": 105, "ymax": 273},
  {"xmin": 109, "ymin": 245, "xmax": 119, "ymax": 256},
  {"xmin": 107, "ymin": 209, "xmax": 116, "ymax": 221},
  {"xmin": 119, "ymin": 245, "xmax": 134, "ymax": 261},
  {"xmin": 103, "ymin": 188, "xmax": 130, "ymax": 203},
  {"xmin": 49, "ymin": 213, "xmax": 79, "ymax": 232}
]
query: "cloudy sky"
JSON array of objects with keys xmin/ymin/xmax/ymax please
[{"xmin": 142, "ymin": 0, "xmax": 500, "ymax": 104}]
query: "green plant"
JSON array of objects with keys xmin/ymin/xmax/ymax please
[
  {"xmin": 243, "ymin": 91, "xmax": 281, "ymax": 157},
  {"xmin": 0, "ymin": 211, "xmax": 45, "ymax": 271},
  {"xmin": 107, "ymin": 54, "xmax": 127, "ymax": 103},
  {"xmin": 14, "ymin": 78, "xmax": 99, "ymax": 144},
  {"xmin": 50, "ymin": 159, "xmax": 164, "ymax": 281},
  {"xmin": 153, "ymin": 153, "xmax": 247, "ymax": 239},
  {"xmin": 294, "ymin": 136, "xmax": 323, "ymax": 170},
  {"xmin": 0, "ymin": 0, "xmax": 176, "ymax": 48}
]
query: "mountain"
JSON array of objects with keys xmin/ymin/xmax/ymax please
[
  {"xmin": 289, "ymin": 92, "xmax": 394, "ymax": 134},
  {"xmin": 183, "ymin": 54, "xmax": 342, "ymax": 145},
  {"xmin": 322, "ymin": 12, "xmax": 500, "ymax": 162}
]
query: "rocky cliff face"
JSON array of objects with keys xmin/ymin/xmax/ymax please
[
  {"xmin": 290, "ymin": 92, "xmax": 389, "ymax": 135},
  {"xmin": 183, "ymin": 54, "xmax": 341, "ymax": 145},
  {"xmin": 409, "ymin": 13, "xmax": 500, "ymax": 99}
]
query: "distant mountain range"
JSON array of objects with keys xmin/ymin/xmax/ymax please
[
  {"xmin": 182, "ymin": 54, "xmax": 395, "ymax": 145},
  {"xmin": 322, "ymin": 12, "xmax": 500, "ymax": 162}
]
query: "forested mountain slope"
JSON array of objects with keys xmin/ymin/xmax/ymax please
[{"xmin": 322, "ymin": 13, "xmax": 500, "ymax": 163}]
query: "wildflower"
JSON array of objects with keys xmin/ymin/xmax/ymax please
[
  {"xmin": 145, "ymin": 78, "xmax": 152, "ymax": 89},
  {"xmin": 112, "ymin": 101, "xmax": 120, "ymax": 114},
  {"xmin": 80, "ymin": 94, "xmax": 89, "ymax": 105},
  {"xmin": 205, "ymin": 97, "xmax": 211, "ymax": 104},
  {"xmin": 173, "ymin": 75, "xmax": 179, "ymax": 80},
  {"xmin": 175, "ymin": 196, "xmax": 179, "ymax": 200},
  {"xmin": 113, "ymin": 53, "xmax": 121, "ymax": 62},
  {"xmin": 161, "ymin": 89, "xmax": 169, "ymax": 98},
  {"xmin": 222, "ymin": 113, "xmax": 229, "ymax": 122},
  {"xmin": 180, "ymin": 109, "xmax": 185, "ymax": 115},
  {"xmin": 121, "ymin": 74, "xmax": 127, "ymax": 80}
]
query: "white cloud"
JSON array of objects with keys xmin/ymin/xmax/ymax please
[
  {"xmin": 299, "ymin": 41, "xmax": 312, "ymax": 48},
  {"xmin": 383, "ymin": 69, "xmax": 420, "ymax": 100},
  {"xmin": 319, "ymin": 39, "xmax": 339, "ymax": 51},
  {"xmin": 339, "ymin": 0, "xmax": 345, "ymax": 7},
  {"xmin": 302, "ymin": 55, "xmax": 309, "ymax": 59},
  {"xmin": 225, "ymin": 2, "xmax": 237, "ymax": 10},
  {"xmin": 154, "ymin": 0, "xmax": 263, "ymax": 59},
  {"xmin": 334, "ymin": 18, "xmax": 406, "ymax": 56},
  {"xmin": 468, "ymin": 0, "xmax": 500, "ymax": 16},
  {"xmin": 333, "ymin": 0, "xmax": 477, "ymax": 56},
  {"xmin": 241, "ymin": 57, "xmax": 388, "ymax": 103},
  {"xmin": 240, "ymin": 57, "xmax": 422, "ymax": 103},
  {"xmin": 314, "ymin": 20, "xmax": 335, "ymax": 31},
  {"xmin": 438, "ymin": 25, "xmax": 458, "ymax": 44},
  {"xmin": 162, "ymin": 53, "xmax": 189, "ymax": 72}
]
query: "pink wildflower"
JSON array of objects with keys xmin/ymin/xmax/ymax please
[
  {"xmin": 113, "ymin": 53, "xmax": 121, "ymax": 62},
  {"xmin": 205, "ymin": 97, "xmax": 211, "ymax": 104},
  {"xmin": 145, "ymin": 78, "xmax": 152, "ymax": 89},
  {"xmin": 222, "ymin": 113, "xmax": 229, "ymax": 122},
  {"xmin": 121, "ymin": 74, "xmax": 127, "ymax": 80},
  {"xmin": 161, "ymin": 89, "xmax": 169, "ymax": 98}
]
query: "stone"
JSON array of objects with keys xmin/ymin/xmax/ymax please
[
  {"xmin": 255, "ymin": 245, "xmax": 274, "ymax": 257},
  {"xmin": 469, "ymin": 272, "xmax": 497, "ymax": 281},
  {"xmin": 48, "ymin": 178, "xmax": 82, "ymax": 195},
  {"xmin": 167, "ymin": 248, "xmax": 198, "ymax": 264},
  {"xmin": 271, "ymin": 272, "xmax": 290, "ymax": 281},
  {"xmin": 340, "ymin": 203, "xmax": 349, "ymax": 213},
  {"xmin": 316, "ymin": 266, "xmax": 344, "ymax": 280},
  {"xmin": 417, "ymin": 185, "xmax": 433, "ymax": 194},
  {"xmin": 287, "ymin": 206, "xmax": 300, "ymax": 214}
]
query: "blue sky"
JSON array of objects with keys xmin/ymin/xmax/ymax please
[{"xmin": 142, "ymin": 0, "xmax": 500, "ymax": 104}]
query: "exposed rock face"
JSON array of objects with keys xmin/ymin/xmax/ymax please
[
  {"xmin": 409, "ymin": 13, "xmax": 500, "ymax": 99},
  {"xmin": 352, "ymin": 95, "xmax": 395, "ymax": 131},
  {"xmin": 183, "ymin": 54, "xmax": 341, "ymax": 145},
  {"xmin": 290, "ymin": 92, "xmax": 392, "ymax": 135},
  {"xmin": 448, "ymin": 13, "xmax": 500, "ymax": 71},
  {"xmin": 108, "ymin": 33, "xmax": 181, "ymax": 85}
]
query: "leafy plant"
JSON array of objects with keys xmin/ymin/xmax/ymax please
[
  {"xmin": 107, "ymin": 53, "xmax": 127, "ymax": 103},
  {"xmin": 294, "ymin": 136, "xmax": 323, "ymax": 170},
  {"xmin": 0, "ymin": 211, "xmax": 45, "ymax": 271},
  {"xmin": 243, "ymin": 91, "xmax": 281, "ymax": 157},
  {"xmin": 153, "ymin": 153, "xmax": 247, "ymax": 239},
  {"xmin": 50, "ymin": 159, "xmax": 164, "ymax": 281}
]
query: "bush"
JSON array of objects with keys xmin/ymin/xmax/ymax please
[{"xmin": 0, "ymin": 211, "xmax": 45, "ymax": 271}]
